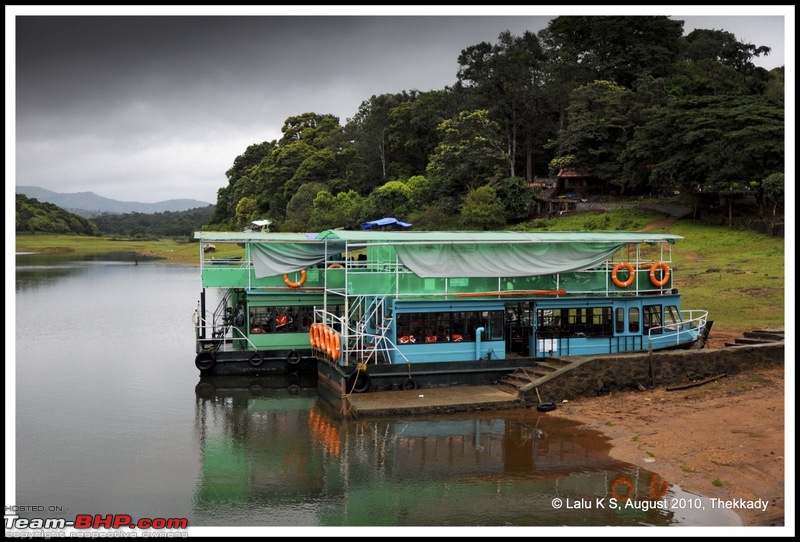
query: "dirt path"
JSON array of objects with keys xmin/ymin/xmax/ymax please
[
  {"xmin": 639, "ymin": 217, "xmax": 677, "ymax": 232},
  {"xmin": 557, "ymin": 365, "xmax": 786, "ymax": 527}
]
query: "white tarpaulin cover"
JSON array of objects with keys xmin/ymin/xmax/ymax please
[
  {"xmin": 394, "ymin": 242, "xmax": 623, "ymax": 278},
  {"xmin": 250, "ymin": 241, "xmax": 345, "ymax": 277}
]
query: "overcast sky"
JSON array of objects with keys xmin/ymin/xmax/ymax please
[{"xmin": 7, "ymin": 6, "xmax": 793, "ymax": 208}]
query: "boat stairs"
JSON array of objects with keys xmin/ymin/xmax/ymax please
[{"xmin": 498, "ymin": 357, "xmax": 587, "ymax": 395}]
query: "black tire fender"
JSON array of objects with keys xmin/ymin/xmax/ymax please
[
  {"xmin": 346, "ymin": 370, "xmax": 370, "ymax": 393},
  {"xmin": 401, "ymin": 377, "xmax": 417, "ymax": 391},
  {"xmin": 249, "ymin": 352, "xmax": 263, "ymax": 367},
  {"xmin": 195, "ymin": 352, "xmax": 215, "ymax": 371},
  {"xmin": 287, "ymin": 349, "xmax": 301, "ymax": 366}
]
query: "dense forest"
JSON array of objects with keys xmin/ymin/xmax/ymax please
[
  {"xmin": 16, "ymin": 194, "xmax": 214, "ymax": 237},
  {"xmin": 90, "ymin": 205, "xmax": 216, "ymax": 237},
  {"xmin": 205, "ymin": 16, "xmax": 784, "ymax": 232}
]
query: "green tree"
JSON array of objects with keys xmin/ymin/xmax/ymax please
[
  {"xmin": 457, "ymin": 30, "xmax": 550, "ymax": 181},
  {"xmin": 347, "ymin": 93, "xmax": 410, "ymax": 192},
  {"xmin": 284, "ymin": 148, "xmax": 340, "ymax": 200},
  {"xmin": 551, "ymin": 80, "xmax": 631, "ymax": 192},
  {"xmin": 308, "ymin": 190, "xmax": 372, "ymax": 231},
  {"xmin": 623, "ymin": 95, "xmax": 784, "ymax": 217},
  {"xmin": 761, "ymin": 173, "xmax": 784, "ymax": 216},
  {"xmin": 212, "ymin": 141, "xmax": 274, "ymax": 225},
  {"xmin": 493, "ymin": 176, "xmax": 535, "ymax": 222},
  {"xmin": 235, "ymin": 197, "xmax": 258, "ymax": 228},
  {"xmin": 385, "ymin": 90, "xmax": 459, "ymax": 180},
  {"xmin": 368, "ymin": 180, "xmax": 412, "ymax": 219},
  {"xmin": 279, "ymin": 112, "xmax": 342, "ymax": 148},
  {"xmin": 460, "ymin": 186, "xmax": 506, "ymax": 230},
  {"xmin": 406, "ymin": 175, "xmax": 432, "ymax": 210},
  {"xmin": 283, "ymin": 182, "xmax": 327, "ymax": 231},
  {"xmin": 426, "ymin": 110, "xmax": 508, "ymax": 210},
  {"xmin": 540, "ymin": 16, "xmax": 684, "ymax": 90}
]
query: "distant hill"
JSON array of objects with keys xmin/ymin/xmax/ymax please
[{"xmin": 16, "ymin": 185, "xmax": 212, "ymax": 218}]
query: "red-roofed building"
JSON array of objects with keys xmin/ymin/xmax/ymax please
[{"xmin": 556, "ymin": 168, "xmax": 593, "ymax": 193}]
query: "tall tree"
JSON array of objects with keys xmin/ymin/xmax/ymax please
[
  {"xmin": 347, "ymin": 93, "xmax": 417, "ymax": 193},
  {"xmin": 385, "ymin": 89, "xmax": 460, "ymax": 180},
  {"xmin": 457, "ymin": 30, "xmax": 550, "ymax": 181},
  {"xmin": 681, "ymin": 28, "xmax": 772, "ymax": 74},
  {"xmin": 551, "ymin": 80, "xmax": 632, "ymax": 192},
  {"xmin": 426, "ymin": 110, "xmax": 508, "ymax": 210},
  {"xmin": 211, "ymin": 141, "xmax": 274, "ymax": 225},
  {"xmin": 541, "ymin": 16, "xmax": 684, "ymax": 90}
]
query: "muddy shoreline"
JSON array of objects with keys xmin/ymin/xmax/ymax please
[{"xmin": 558, "ymin": 365, "xmax": 786, "ymax": 527}]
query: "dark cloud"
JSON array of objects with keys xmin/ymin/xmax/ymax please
[{"xmin": 10, "ymin": 9, "xmax": 789, "ymax": 205}]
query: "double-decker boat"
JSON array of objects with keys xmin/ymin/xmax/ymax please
[{"xmin": 192, "ymin": 229, "xmax": 711, "ymax": 395}]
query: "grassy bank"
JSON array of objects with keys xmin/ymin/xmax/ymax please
[
  {"xmin": 15, "ymin": 220, "xmax": 786, "ymax": 338},
  {"xmin": 15, "ymin": 234, "xmax": 242, "ymax": 265}
]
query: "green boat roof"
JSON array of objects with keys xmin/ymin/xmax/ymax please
[
  {"xmin": 316, "ymin": 230, "xmax": 682, "ymax": 245},
  {"xmin": 196, "ymin": 230, "xmax": 682, "ymax": 245},
  {"xmin": 195, "ymin": 232, "xmax": 317, "ymax": 242}
]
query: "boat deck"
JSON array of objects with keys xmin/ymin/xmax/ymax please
[{"xmin": 341, "ymin": 385, "xmax": 525, "ymax": 417}]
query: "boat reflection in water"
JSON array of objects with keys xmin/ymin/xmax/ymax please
[{"xmin": 193, "ymin": 376, "xmax": 739, "ymax": 527}]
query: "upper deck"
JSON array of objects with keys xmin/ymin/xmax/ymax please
[{"xmin": 194, "ymin": 230, "xmax": 681, "ymax": 297}]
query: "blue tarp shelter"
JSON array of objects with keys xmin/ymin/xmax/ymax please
[{"xmin": 361, "ymin": 217, "xmax": 412, "ymax": 230}]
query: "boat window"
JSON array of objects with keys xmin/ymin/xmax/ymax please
[
  {"xmin": 628, "ymin": 307, "xmax": 640, "ymax": 333},
  {"xmin": 535, "ymin": 307, "xmax": 612, "ymax": 338},
  {"xmin": 248, "ymin": 305, "xmax": 314, "ymax": 334},
  {"xmin": 395, "ymin": 310, "xmax": 504, "ymax": 343},
  {"xmin": 643, "ymin": 305, "xmax": 663, "ymax": 335},
  {"xmin": 615, "ymin": 308, "xmax": 625, "ymax": 333},
  {"xmin": 483, "ymin": 311, "xmax": 505, "ymax": 340},
  {"xmin": 664, "ymin": 305, "xmax": 682, "ymax": 331}
]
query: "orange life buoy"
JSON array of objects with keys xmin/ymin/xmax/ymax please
[
  {"xmin": 283, "ymin": 269, "xmax": 307, "ymax": 288},
  {"xmin": 611, "ymin": 262, "xmax": 635, "ymax": 288},
  {"xmin": 399, "ymin": 335, "xmax": 416, "ymax": 344},
  {"xmin": 327, "ymin": 263, "xmax": 344, "ymax": 269},
  {"xmin": 648, "ymin": 473, "xmax": 669, "ymax": 500},
  {"xmin": 425, "ymin": 335, "xmax": 437, "ymax": 343},
  {"xmin": 610, "ymin": 476, "xmax": 635, "ymax": 501},
  {"xmin": 309, "ymin": 323, "xmax": 318, "ymax": 349},
  {"xmin": 318, "ymin": 325, "xmax": 326, "ymax": 352},
  {"xmin": 649, "ymin": 261, "xmax": 671, "ymax": 287},
  {"xmin": 324, "ymin": 327, "xmax": 333, "ymax": 358},
  {"xmin": 332, "ymin": 332, "xmax": 341, "ymax": 360}
]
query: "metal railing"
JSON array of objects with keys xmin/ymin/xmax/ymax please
[{"xmin": 647, "ymin": 310, "xmax": 709, "ymax": 348}]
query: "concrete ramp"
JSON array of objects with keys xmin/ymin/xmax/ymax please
[{"xmin": 725, "ymin": 328, "xmax": 785, "ymax": 347}]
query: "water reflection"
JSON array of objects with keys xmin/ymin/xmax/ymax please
[{"xmin": 193, "ymin": 376, "xmax": 740, "ymax": 527}]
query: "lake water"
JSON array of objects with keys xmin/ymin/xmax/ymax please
[{"xmin": 10, "ymin": 252, "xmax": 742, "ymax": 535}]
